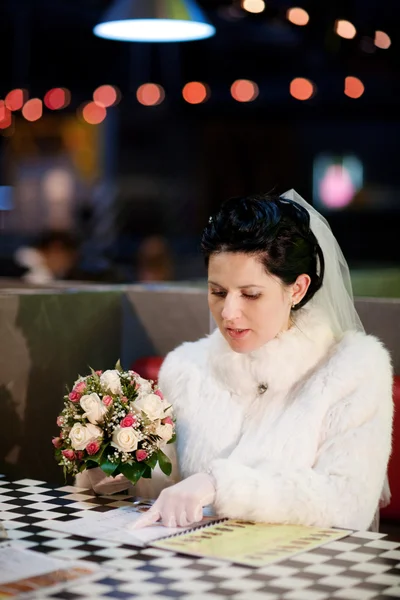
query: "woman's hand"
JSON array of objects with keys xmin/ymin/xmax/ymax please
[{"xmin": 131, "ymin": 473, "xmax": 216, "ymax": 529}]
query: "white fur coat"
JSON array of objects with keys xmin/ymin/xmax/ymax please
[
  {"xmin": 79, "ymin": 306, "xmax": 393, "ymax": 531},
  {"xmin": 156, "ymin": 306, "xmax": 393, "ymax": 531}
]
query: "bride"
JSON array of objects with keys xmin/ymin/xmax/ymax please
[{"xmin": 79, "ymin": 190, "xmax": 393, "ymax": 532}]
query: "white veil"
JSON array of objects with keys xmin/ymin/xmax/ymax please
[{"xmin": 280, "ymin": 189, "xmax": 364, "ymax": 338}]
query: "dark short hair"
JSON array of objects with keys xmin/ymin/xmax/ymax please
[{"xmin": 201, "ymin": 194, "xmax": 324, "ymax": 310}]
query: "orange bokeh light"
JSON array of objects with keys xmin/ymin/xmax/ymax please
[
  {"xmin": 231, "ymin": 79, "xmax": 259, "ymax": 102},
  {"xmin": 136, "ymin": 83, "xmax": 165, "ymax": 106},
  {"xmin": 182, "ymin": 82, "xmax": 209, "ymax": 104},
  {"xmin": 335, "ymin": 20, "xmax": 357, "ymax": 39},
  {"xmin": 374, "ymin": 30, "xmax": 391, "ymax": 49},
  {"xmin": 82, "ymin": 102, "xmax": 107, "ymax": 124},
  {"xmin": 344, "ymin": 76, "xmax": 364, "ymax": 99},
  {"xmin": 93, "ymin": 85, "xmax": 119, "ymax": 108},
  {"xmin": 22, "ymin": 98, "xmax": 43, "ymax": 121},
  {"xmin": 44, "ymin": 88, "xmax": 71, "ymax": 110},
  {"xmin": 287, "ymin": 7, "xmax": 309, "ymax": 26},
  {"xmin": 0, "ymin": 101, "xmax": 12, "ymax": 129},
  {"xmin": 290, "ymin": 78, "xmax": 315, "ymax": 100},
  {"xmin": 5, "ymin": 89, "xmax": 25, "ymax": 111}
]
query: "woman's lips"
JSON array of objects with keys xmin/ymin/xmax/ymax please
[{"xmin": 226, "ymin": 328, "xmax": 250, "ymax": 340}]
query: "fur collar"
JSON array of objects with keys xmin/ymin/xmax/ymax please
[{"xmin": 208, "ymin": 306, "xmax": 336, "ymax": 398}]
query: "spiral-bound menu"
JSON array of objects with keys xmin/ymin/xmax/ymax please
[{"xmin": 152, "ymin": 520, "xmax": 352, "ymax": 567}]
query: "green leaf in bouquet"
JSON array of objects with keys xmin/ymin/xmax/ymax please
[
  {"xmin": 157, "ymin": 449, "xmax": 172, "ymax": 476},
  {"xmin": 118, "ymin": 461, "xmax": 146, "ymax": 485},
  {"xmin": 167, "ymin": 433, "xmax": 176, "ymax": 445},
  {"xmin": 99, "ymin": 455, "xmax": 119, "ymax": 477},
  {"xmin": 88, "ymin": 366, "xmax": 101, "ymax": 380},
  {"xmin": 145, "ymin": 452, "xmax": 158, "ymax": 470},
  {"xmin": 142, "ymin": 465, "xmax": 152, "ymax": 479},
  {"xmin": 115, "ymin": 359, "xmax": 123, "ymax": 373}
]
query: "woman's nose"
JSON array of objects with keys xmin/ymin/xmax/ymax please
[{"xmin": 221, "ymin": 295, "xmax": 241, "ymax": 321}]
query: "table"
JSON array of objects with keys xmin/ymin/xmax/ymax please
[{"xmin": 1, "ymin": 475, "xmax": 400, "ymax": 599}]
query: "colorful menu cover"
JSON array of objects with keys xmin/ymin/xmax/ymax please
[
  {"xmin": 152, "ymin": 520, "xmax": 352, "ymax": 567},
  {"xmin": 0, "ymin": 545, "xmax": 98, "ymax": 598}
]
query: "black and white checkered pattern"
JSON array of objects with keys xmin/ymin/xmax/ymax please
[{"xmin": 1, "ymin": 476, "xmax": 400, "ymax": 599}]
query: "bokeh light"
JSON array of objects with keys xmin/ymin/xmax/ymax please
[
  {"xmin": 319, "ymin": 165, "xmax": 356, "ymax": 208},
  {"xmin": 287, "ymin": 7, "xmax": 309, "ymax": 26},
  {"xmin": 374, "ymin": 30, "xmax": 391, "ymax": 49},
  {"xmin": 136, "ymin": 83, "xmax": 165, "ymax": 106},
  {"xmin": 22, "ymin": 98, "xmax": 43, "ymax": 121},
  {"xmin": 344, "ymin": 76, "xmax": 364, "ymax": 99},
  {"xmin": 0, "ymin": 101, "xmax": 12, "ymax": 129},
  {"xmin": 241, "ymin": 0, "xmax": 265, "ymax": 14},
  {"xmin": 182, "ymin": 82, "xmax": 209, "ymax": 104},
  {"xmin": 290, "ymin": 78, "xmax": 315, "ymax": 100},
  {"xmin": 5, "ymin": 89, "xmax": 25, "ymax": 111},
  {"xmin": 231, "ymin": 79, "xmax": 259, "ymax": 102},
  {"xmin": 81, "ymin": 101, "xmax": 107, "ymax": 124},
  {"xmin": 335, "ymin": 20, "xmax": 357, "ymax": 39},
  {"xmin": 44, "ymin": 88, "xmax": 71, "ymax": 110},
  {"xmin": 93, "ymin": 84, "xmax": 120, "ymax": 108}
]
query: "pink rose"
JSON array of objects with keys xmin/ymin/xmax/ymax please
[
  {"xmin": 154, "ymin": 389, "xmax": 164, "ymax": 400},
  {"xmin": 133, "ymin": 382, "xmax": 141, "ymax": 390},
  {"xmin": 62, "ymin": 449, "xmax": 75, "ymax": 460},
  {"xmin": 136, "ymin": 449, "xmax": 148, "ymax": 462},
  {"xmin": 120, "ymin": 414, "xmax": 136, "ymax": 428},
  {"xmin": 75, "ymin": 381, "xmax": 87, "ymax": 394},
  {"xmin": 102, "ymin": 395, "xmax": 113, "ymax": 407},
  {"xmin": 75, "ymin": 451, "xmax": 84, "ymax": 460},
  {"xmin": 56, "ymin": 416, "xmax": 64, "ymax": 427},
  {"xmin": 95, "ymin": 370, "xmax": 103, "ymax": 376},
  {"xmin": 86, "ymin": 441, "xmax": 100, "ymax": 455},
  {"xmin": 68, "ymin": 391, "xmax": 80, "ymax": 402},
  {"xmin": 52, "ymin": 437, "xmax": 62, "ymax": 448},
  {"xmin": 121, "ymin": 396, "xmax": 129, "ymax": 404},
  {"xmin": 162, "ymin": 416, "xmax": 173, "ymax": 426}
]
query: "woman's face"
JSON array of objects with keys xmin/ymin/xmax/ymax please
[{"xmin": 208, "ymin": 252, "xmax": 307, "ymax": 354}]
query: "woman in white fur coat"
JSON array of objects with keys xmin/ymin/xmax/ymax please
[{"xmin": 82, "ymin": 191, "xmax": 393, "ymax": 532}]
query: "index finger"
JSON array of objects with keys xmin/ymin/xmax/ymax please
[{"xmin": 130, "ymin": 508, "xmax": 161, "ymax": 530}]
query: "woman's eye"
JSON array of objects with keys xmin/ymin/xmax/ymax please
[
  {"xmin": 211, "ymin": 291, "xmax": 226, "ymax": 297},
  {"xmin": 243, "ymin": 293, "xmax": 260, "ymax": 300}
]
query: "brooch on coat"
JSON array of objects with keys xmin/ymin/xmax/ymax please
[{"xmin": 257, "ymin": 383, "xmax": 268, "ymax": 395}]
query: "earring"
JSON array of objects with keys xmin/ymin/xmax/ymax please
[{"xmin": 291, "ymin": 301, "xmax": 296, "ymax": 309}]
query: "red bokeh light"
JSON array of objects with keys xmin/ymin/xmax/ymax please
[
  {"xmin": 22, "ymin": 99, "xmax": 43, "ymax": 121},
  {"xmin": 136, "ymin": 84, "xmax": 165, "ymax": 106},
  {"xmin": 44, "ymin": 88, "xmax": 71, "ymax": 110},
  {"xmin": 230, "ymin": 79, "xmax": 259, "ymax": 102},
  {"xmin": 81, "ymin": 101, "xmax": 107, "ymax": 124},
  {"xmin": 5, "ymin": 89, "xmax": 25, "ymax": 111},
  {"xmin": 0, "ymin": 101, "xmax": 12, "ymax": 129},
  {"xmin": 290, "ymin": 78, "xmax": 315, "ymax": 100},
  {"xmin": 344, "ymin": 76, "xmax": 364, "ymax": 99},
  {"xmin": 182, "ymin": 82, "xmax": 209, "ymax": 104},
  {"xmin": 93, "ymin": 85, "xmax": 119, "ymax": 108}
]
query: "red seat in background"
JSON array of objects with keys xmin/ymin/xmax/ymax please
[
  {"xmin": 381, "ymin": 375, "xmax": 400, "ymax": 520},
  {"xmin": 131, "ymin": 356, "xmax": 164, "ymax": 383}
]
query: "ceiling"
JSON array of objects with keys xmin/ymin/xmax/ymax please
[{"xmin": 0, "ymin": 0, "xmax": 399, "ymax": 114}]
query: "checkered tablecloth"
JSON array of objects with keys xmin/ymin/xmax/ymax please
[{"xmin": 1, "ymin": 475, "xmax": 400, "ymax": 599}]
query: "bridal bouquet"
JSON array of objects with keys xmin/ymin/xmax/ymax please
[{"xmin": 52, "ymin": 361, "xmax": 175, "ymax": 484}]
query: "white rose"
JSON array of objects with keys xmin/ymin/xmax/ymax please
[
  {"xmin": 133, "ymin": 393, "xmax": 165, "ymax": 421},
  {"xmin": 100, "ymin": 370, "xmax": 122, "ymax": 395},
  {"xmin": 155, "ymin": 422, "xmax": 174, "ymax": 443},
  {"xmin": 69, "ymin": 423, "xmax": 103, "ymax": 451},
  {"xmin": 135, "ymin": 376, "xmax": 153, "ymax": 397},
  {"xmin": 111, "ymin": 426, "xmax": 139, "ymax": 453},
  {"xmin": 80, "ymin": 393, "xmax": 108, "ymax": 424}
]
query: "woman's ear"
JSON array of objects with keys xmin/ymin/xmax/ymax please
[{"xmin": 291, "ymin": 274, "xmax": 311, "ymax": 306}]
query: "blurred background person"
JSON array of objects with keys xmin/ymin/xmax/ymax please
[
  {"xmin": 135, "ymin": 235, "xmax": 174, "ymax": 283},
  {"xmin": 13, "ymin": 230, "xmax": 79, "ymax": 284}
]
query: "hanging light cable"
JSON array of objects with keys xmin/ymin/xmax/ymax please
[{"xmin": 93, "ymin": 0, "xmax": 216, "ymax": 42}]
